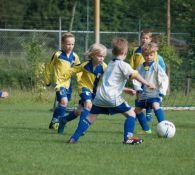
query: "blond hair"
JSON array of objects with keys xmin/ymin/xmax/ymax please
[
  {"xmin": 85, "ymin": 43, "xmax": 107, "ymax": 58},
  {"xmin": 141, "ymin": 42, "xmax": 158, "ymax": 55},
  {"xmin": 112, "ymin": 38, "xmax": 128, "ymax": 56},
  {"xmin": 61, "ymin": 32, "xmax": 75, "ymax": 42}
]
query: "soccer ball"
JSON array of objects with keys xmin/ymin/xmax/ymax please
[{"xmin": 156, "ymin": 120, "xmax": 176, "ymax": 138}]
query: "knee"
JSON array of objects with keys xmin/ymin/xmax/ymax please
[
  {"xmin": 152, "ymin": 102, "xmax": 160, "ymax": 110},
  {"xmin": 84, "ymin": 101, "xmax": 92, "ymax": 111},
  {"xmin": 128, "ymin": 109, "xmax": 136, "ymax": 117},
  {"xmin": 59, "ymin": 98, "xmax": 68, "ymax": 107},
  {"xmin": 135, "ymin": 108, "xmax": 144, "ymax": 114},
  {"xmin": 75, "ymin": 109, "xmax": 81, "ymax": 116}
]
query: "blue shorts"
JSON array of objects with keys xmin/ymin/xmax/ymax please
[
  {"xmin": 79, "ymin": 87, "xmax": 95, "ymax": 106},
  {"xmin": 90, "ymin": 102, "xmax": 131, "ymax": 115},
  {"xmin": 56, "ymin": 87, "xmax": 71, "ymax": 102},
  {"xmin": 135, "ymin": 98, "xmax": 161, "ymax": 109}
]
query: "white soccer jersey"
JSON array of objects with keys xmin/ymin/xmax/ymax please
[
  {"xmin": 93, "ymin": 58, "xmax": 138, "ymax": 107},
  {"xmin": 133, "ymin": 61, "xmax": 169, "ymax": 100}
]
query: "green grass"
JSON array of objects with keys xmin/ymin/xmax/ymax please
[{"xmin": 0, "ymin": 91, "xmax": 195, "ymax": 175}]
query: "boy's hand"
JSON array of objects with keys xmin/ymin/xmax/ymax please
[
  {"xmin": 147, "ymin": 83, "xmax": 156, "ymax": 90},
  {"xmin": 123, "ymin": 88, "xmax": 136, "ymax": 95}
]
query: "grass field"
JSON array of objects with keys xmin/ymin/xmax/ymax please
[{"xmin": 0, "ymin": 91, "xmax": 195, "ymax": 175}]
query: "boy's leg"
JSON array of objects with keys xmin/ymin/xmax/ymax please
[
  {"xmin": 118, "ymin": 104, "xmax": 143, "ymax": 144},
  {"xmin": 146, "ymin": 107, "xmax": 153, "ymax": 122},
  {"xmin": 136, "ymin": 108, "xmax": 151, "ymax": 133},
  {"xmin": 58, "ymin": 106, "xmax": 81, "ymax": 134},
  {"xmin": 69, "ymin": 114, "xmax": 97, "ymax": 143},
  {"xmin": 123, "ymin": 112, "xmax": 143, "ymax": 144},
  {"xmin": 49, "ymin": 103, "xmax": 66, "ymax": 130},
  {"xmin": 153, "ymin": 102, "xmax": 165, "ymax": 122},
  {"xmin": 49, "ymin": 87, "xmax": 68, "ymax": 130}
]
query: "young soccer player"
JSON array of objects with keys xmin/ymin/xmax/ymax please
[
  {"xmin": 129, "ymin": 29, "xmax": 166, "ymax": 121},
  {"xmin": 45, "ymin": 32, "xmax": 81, "ymax": 130},
  {"xmin": 57, "ymin": 43, "xmax": 107, "ymax": 134},
  {"xmin": 133, "ymin": 42, "xmax": 169, "ymax": 134},
  {"xmin": 0, "ymin": 90, "xmax": 9, "ymax": 98},
  {"xmin": 68, "ymin": 38, "xmax": 155, "ymax": 144}
]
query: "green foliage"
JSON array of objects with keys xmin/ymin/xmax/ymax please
[
  {"xmin": 157, "ymin": 35, "xmax": 184, "ymax": 91},
  {"xmin": 21, "ymin": 33, "xmax": 48, "ymax": 99}
]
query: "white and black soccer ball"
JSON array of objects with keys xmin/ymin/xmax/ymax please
[{"xmin": 157, "ymin": 120, "xmax": 176, "ymax": 138}]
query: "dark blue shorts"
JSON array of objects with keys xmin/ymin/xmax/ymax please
[
  {"xmin": 135, "ymin": 98, "xmax": 161, "ymax": 109},
  {"xmin": 79, "ymin": 87, "xmax": 95, "ymax": 106},
  {"xmin": 90, "ymin": 102, "xmax": 131, "ymax": 115},
  {"xmin": 56, "ymin": 87, "xmax": 71, "ymax": 102}
]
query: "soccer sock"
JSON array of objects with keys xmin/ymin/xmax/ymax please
[
  {"xmin": 70, "ymin": 117, "xmax": 92, "ymax": 141},
  {"xmin": 154, "ymin": 108, "xmax": 165, "ymax": 122},
  {"xmin": 66, "ymin": 110, "xmax": 78, "ymax": 122},
  {"xmin": 124, "ymin": 116, "xmax": 135, "ymax": 141},
  {"xmin": 146, "ymin": 107, "xmax": 152, "ymax": 117},
  {"xmin": 52, "ymin": 105, "xmax": 66, "ymax": 122},
  {"xmin": 137, "ymin": 112, "xmax": 150, "ymax": 131},
  {"xmin": 80, "ymin": 108, "xmax": 90, "ymax": 120}
]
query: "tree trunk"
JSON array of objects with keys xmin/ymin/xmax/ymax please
[{"xmin": 69, "ymin": 0, "xmax": 78, "ymax": 32}]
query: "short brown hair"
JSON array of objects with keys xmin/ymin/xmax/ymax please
[
  {"xmin": 61, "ymin": 32, "xmax": 75, "ymax": 42},
  {"xmin": 112, "ymin": 38, "xmax": 128, "ymax": 56},
  {"xmin": 140, "ymin": 29, "xmax": 152, "ymax": 38}
]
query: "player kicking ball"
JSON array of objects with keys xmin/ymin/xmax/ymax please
[{"xmin": 68, "ymin": 38, "xmax": 155, "ymax": 145}]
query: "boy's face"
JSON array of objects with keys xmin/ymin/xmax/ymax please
[
  {"xmin": 62, "ymin": 37, "xmax": 75, "ymax": 53},
  {"xmin": 93, "ymin": 53, "xmax": 105, "ymax": 65},
  {"xmin": 143, "ymin": 52, "xmax": 155, "ymax": 62},
  {"xmin": 141, "ymin": 34, "xmax": 152, "ymax": 45}
]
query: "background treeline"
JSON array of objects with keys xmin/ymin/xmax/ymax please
[{"xmin": 0, "ymin": 0, "xmax": 194, "ymax": 94}]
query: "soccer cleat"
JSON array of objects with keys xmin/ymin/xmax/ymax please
[
  {"xmin": 138, "ymin": 129, "xmax": 152, "ymax": 135},
  {"xmin": 49, "ymin": 118, "xmax": 59, "ymax": 130},
  {"xmin": 58, "ymin": 116, "xmax": 67, "ymax": 134},
  {"xmin": 146, "ymin": 113, "xmax": 153, "ymax": 122},
  {"xmin": 67, "ymin": 138, "xmax": 77, "ymax": 144},
  {"xmin": 123, "ymin": 137, "xmax": 143, "ymax": 145}
]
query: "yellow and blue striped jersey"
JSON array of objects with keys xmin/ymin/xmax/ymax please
[
  {"xmin": 44, "ymin": 50, "xmax": 80, "ymax": 91},
  {"xmin": 129, "ymin": 46, "xmax": 158, "ymax": 70},
  {"xmin": 64, "ymin": 60, "xmax": 107, "ymax": 95}
]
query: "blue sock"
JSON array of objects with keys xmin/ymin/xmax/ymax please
[
  {"xmin": 137, "ymin": 112, "xmax": 150, "ymax": 131},
  {"xmin": 80, "ymin": 108, "xmax": 90, "ymax": 120},
  {"xmin": 146, "ymin": 108, "xmax": 152, "ymax": 117},
  {"xmin": 154, "ymin": 108, "xmax": 165, "ymax": 122},
  {"xmin": 70, "ymin": 118, "xmax": 92, "ymax": 141},
  {"xmin": 52, "ymin": 105, "xmax": 66, "ymax": 122},
  {"xmin": 66, "ymin": 110, "xmax": 78, "ymax": 122},
  {"xmin": 124, "ymin": 116, "xmax": 135, "ymax": 141}
]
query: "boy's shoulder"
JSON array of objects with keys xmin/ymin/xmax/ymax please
[
  {"xmin": 72, "ymin": 51, "xmax": 79, "ymax": 59},
  {"xmin": 134, "ymin": 46, "xmax": 142, "ymax": 54}
]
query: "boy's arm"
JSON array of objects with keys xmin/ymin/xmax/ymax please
[
  {"xmin": 123, "ymin": 87, "xmax": 136, "ymax": 95},
  {"xmin": 133, "ymin": 73, "xmax": 156, "ymax": 90},
  {"xmin": 44, "ymin": 52, "xmax": 56, "ymax": 86},
  {"xmin": 64, "ymin": 64, "xmax": 82, "ymax": 81}
]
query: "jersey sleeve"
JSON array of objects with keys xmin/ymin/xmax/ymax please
[
  {"xmin": 73, "ymin": 53, "xmax": 81, "ymax": 65},
  {"xmin": 132, "ymin": 66, "xmax": 143, "ymax": 92},
  {"xmin": 157, "ymin": 65, "xmax": 169, "ymax": 96},
  {"xmin": 119, "ymin": 61, "xmax": 138, "ymax": 80},
  {"xmin": 102, "ymin": 62, "xmax": 107, "ymax": 72},
  {"xmin": 44, "ymin": 52, "xmax": 57, "ymax": 86},
  {"xmin": 64, "ymin": 63, "xmax": 83, "ymax": 81}
]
